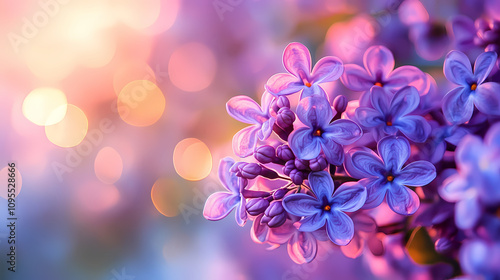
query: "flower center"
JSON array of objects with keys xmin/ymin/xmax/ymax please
[
  {"xmin": 324, "ymin": 205, "xmax": 331, "ymax": 211},
  {"xmin": 386, "ymin": 121, "xmax": 393, "ymax": 126},
  {"xmin": 386, "ymin": 175, "xmax": 394, "ymax": 182},
  {"xmin": 313, "ymin": 129, "xmax": 322, "ymax": 136},
  {"xmin": 374, "ymin": 82, "xmax": 383, "ymax": 87},
  {"xmin": 305, "ymin": 82, "xmax": 312, "ymax": 87},
  {"xmin": 471, "ymin": 83, "xmax": 477, "ymax": 91}
]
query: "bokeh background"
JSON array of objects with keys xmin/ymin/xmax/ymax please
[{"xmin": 0, "ymin": 0, "xmax": 495, "ymax": 279}]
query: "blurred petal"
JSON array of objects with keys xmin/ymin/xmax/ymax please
[
  {"xmin": 232, "ymin": 125, "xmax": 260, "ymax": 157},
  {"xmin": 266, "ymin": 73, "xmax": 304, "ymax": 96},
  {"xmin": 390, "ymin": 86, "xmax": 420, "ymax": 118},
  {"xmin": 341, "ymin": 234, "xmax": 363, "ymax": 258},
  {"xmin": 456, "ymin": 135, "xmax": 484, "ymax": 166},
  {"xmin": 363, "ymin": 45, "xmax": 395, "ymax": 80},
  {"xmin": 474, "ymin": 51, "xmax": 497, "ymax": 84},
  {"xmin": 299, "ymin": 213, "xmax": 327, "ymax": 232},
  {"xmin": 283, "ymin": 193, "xmax": 322, "ymax": 216},
  {"xmin": 203, "ymin": 192, "xmax": 239, "ymax": 220},
  {"xmin": 474, "ymin": 82, "xmax": 500, "ymax": 116},
  {"xmin": 361, "ymin": 177, "xmax": 388, "ymax": 209},
  {"xmin": 340, "ymin": 64, "xmax": 373, "ymax": 91},
  {"xmin": 378, "ymin": 136, "xmax": 410, "ymax": 171},
  {"xmin": 289, "ymin": 127, "xmax": 322, "ymax": 160},
  {"xmin": 444, "ymin": 50, "xmax": 473, "ymax": 86},
  {"xmin": 288, "ymin": 232, "xmax": 318, "ymax": 264},
  {"xmin": 485, "ymin": 122, "xmax": 500, "ymax": 147},
  {"xmin": 440, "ymin": 175, "xmax": 468, "ymax": 202},
  {"xmin": 311, "ymin": 56, "xmax": 343, "ymax": 83},
  {"xmin": 397, "ymin": 160, "xmax": 436, "ymax": 186},
  {"xmin": 395, "ymin": 115, "xmax": 431, "ymax": 143},
  {"xmin": 355, "ymin": 107, "xmax": 384, "ymax": 128},
  {"xmin": 308, "ymin": 171, "xmax": 335, "ymax": 200},
  {"xmin": 296, "ymin": 96, "xmax": 333, "ymax": 128},
  {"xmin": 351, "ymin": 151, "xmax": 385, "ymax": 177},
  {"xmin": 226, "ymin": 96, "xmax": 266, "ymax": 124},
  {"xmin": 283, "ymin": 42, "xmax": 312, "ymax": 79},
  {"xmin": 218, "ymin": 157, "xmax": 239, "ymax": 193},
  {"xmin": 333, "ymin": 182, "xmax": 367, "ymax": 212},
  {"xmin": 386, "ymin": 185, "xmax": 420, "ymax": 215},
  {"xmin": 450, "ymin": 15, "xmax": 476, "ymax": 50},
  {"xmin": 268, "ymin": 221, "xmax": 296, "ymax": 244},
  {"xmin": 386, "ymin": 66, "xmax": 427, "ymax": 94},
  {"xmin": 320, "ymin": 138, "xmax": 344, "ymax": 165},
  {"xmin": 455, "ymin": 195, "xmax": 480, "ymax": 229},
  {"xmin": 442, "ymin": 87, "xmax": 474, "ymax": 124},
  {"xmin": 326, "ymin": 211, "xmax": 354, "ymax": 245},
  {"xmin": 324, "ymin": 119, "xmax": 362, "ymax": 145}
]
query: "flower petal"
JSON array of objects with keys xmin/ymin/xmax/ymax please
[
  {"xmin": 341, "ymin": 234, "xmax": 363, "ymax": 258},
  {"xmin": 287, "ymin": 232, "xmax": 318, "ymax": 264},
  {"xmin": 456, "ymin": 134, "xmax": 485, "ymax": 166},
  {"xmin": 235, "ymin": 197, "xmax": 247, "ymax": 226},
  {"xmin": 474, "ymin": 51, "xmax": 497, "ymax": 84},
  {"xmin": 350, "ymin": 150, "xmax": 385, "ymax": 177},
  {"xmin": 439, "ymin": 174, "xmax": 468, "ymax": 202},
  {"xmin": 363, "ymin": 45, "xmax": 395, "ymax": 80},
  {"xmin": 258, "ymin": 117, "xmax": 275, "ymax": 141},
  {"xmin": 396, "ymin": 160, "xmax": 436, "ymax": 186},
  {"xmin": 268, "ymin": 220, "xmax": 295, "ymax": 244},
  {"xmin": 298, "ymin": 213, "xmax": 327, "ymax": 232},
  {"xmin": 308, "ymin": 171, "xmax": 335, "ymax": 200},
  {"xmin": 386, "ymin": 184, "xmax": 420, "ymax": 215},
  {"xmin": 370, "ymin": 86, "xmax": 392, "ymax": 115},
  {"xmin": 333, "ymin": 182, "xmax": 367, "ymax": 212},
  {"xmin": 340, "ymin": 64, "xmax": 374, "ymax": 91},
  {"xmin": 378, "ymin": 136, "xmax": 410, "ymax": 172},
  {"xmin": 361, "ymin": 177, "xmax": 388, "ymax": 209},
  {"xmin": 326, "ymin": 211, "xmax": 355, "ymax": 245},
  {"xmin": 289, "ymin": 127, "xmax": 321, "ymax": 160},
  {"xmin": 442, "ymin": 87, "xmax": 474, "ymax": 124},
  {"xmin": 311, "ymin": 56, "xmax": 344, "ymax": 83},
  {"xmin": 203, "ymin": 192, "xmax": 239, "ymax": 221},
  {"xmin": 455, "ymin": 194, "xmax": 481, "ymax": 229},
  {"xmin": 355, "ymin": 107, "xmax": 385, "ymax": 128},
  {"xmin": 385, "ymin": 66, "xmax": 428, "ymax": 94},
  {"xmin": 296, "ymin": 96, "xmax": 333, "ymax": 128},
  {"xmin": 218, "ymin": 157, "xmax": 239, "ymax": 193},
  {"xmin": 323, "ymin": 119, "xmax": 362, "ymax": 145},
  {"xmin": 232, "ymin": 125, "xmax": 260, "ymax": 158},
  {"xmin": 282, "ymin": 193, "xmax": 322, "ymax": 216},
  {"xmin": 485, "ymin": 122, "xmax": 500, "ymax": 148},
  {"xmin": 474, "ymin": 82, "xmax": 500, "ymax": 116},
  {"xmin": 283, "ymin": 42, "xmax": 312, "ymax": 79},
  {"xmin": 395, "ymin": 115, "xmax": 431, "ymax": 143},
  {"xmin": 265, "ymin": 73, "xmax": 304, "ymax": 96},
  {"xmin": 443, "ymin": 50, "xmax": 474, "ymax": 86},
  {"xmin": 451, "ymin": 15, "xmax": 476, "ymax": 51},
  {"xmin": 390, "ymin": 86, "xmax": 420, "ymax": 119},
  {"xmin": 226, "ymin": 95, "xmax": 267, "ymax": 124},
  {"xmin": 320, "ymin": 138, "xmax": 344, "ymax": 166},
  {"xmin": 251, "ymin": 214, "xmax": 269, "ymax": 243}
]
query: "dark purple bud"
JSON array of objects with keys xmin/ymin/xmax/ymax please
[
  {"xmin": 230, "ymin": 162, "xmax": 246, "ymax": 174},
  {"xmin": 273, "ymin": 124, "xmax": 289, "ymax": 141},
  {"xmin": 333, "ymin": 95, "xmax": 347, "ymax": 114},
  {"xmin": 277, "ymin": 96, "xmax": 290, "ymax": 108},
  {"xmin": 240, "ymin": 163, "xmax": 262, "ymax": 179},
  {"xmin": 260, "ymin": 214, "xmax": 271, "ymax": 224},
  {"xmin": 246, "ymin": 198, "xmax": 270, "ymax": 216},
  {"xmin": 290, "ymin": 169, "xmax": 306, "ymax": 185},
  {"xmin": 265, "ymin": 200, "xmax": 285, "ymax": 217},
  {"xmin": 294, "ymin": 158, "xmax": 309, "ymax": 171},
  {"xmin": 277, "ymin": 107, "xmax": 296, "ymax": 130},
  {"xmin": 283, "ymin": 160, "xmax": 295, "ymax": 176},
  {"xmin": 273, "ymin": 188, "xmax": 288, "ymax": 200},
  {"xmin": 254, "ymin": 145, "xmax": 276, "ymax": 164},
  {"xmin": 484, "ymin": 30, "xmax": 499, "ymax": 42},
  {"xmin": 435, "ymin": 238, "xmax": 453, "ymax": 254},
  {"xmin": 267, "ymin": 212, "xmax": 287, "ymax": 227},
  {"xmin": 492, "ymin": 21, "xmax": 500, "ymax": 31},
  {"xmin": 309, "ymin": 154, "xmax": 327, "ymax": 171},
  {"xmin": 277, "ymin": 145, "xmax": 295, "ymax": 161},
  {"xmin": 260, "ymin": 166, "xmax": 279, "ymax": 179}
]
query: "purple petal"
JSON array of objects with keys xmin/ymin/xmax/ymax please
[
  {"xmin": 226, "ymin": 95, "xmax": 267, "ymax": 124},
  {"xmin": 474, "ymin": 51, "xmax": 497, "ymax": 84},
  {"xmin": 344, "ymin": 147, "xmax": 379, "ymax": 179},
  {"xmin": 474, "ymin": 82, "xmax": 500, "ymax": 116},
  {"xmin": 265, "ymin": 73, "xmax": 304, "ymax": 96},
  {"xmin": 350, "ymin": 150, "xmax": 385, "ymax": 177},
  {"xmin": 283, "ymin": 42, "xmax": 312, "ymax": 79},
  {"xmin": 455, "ymin": 195, "xmax": 480, "ymax": 229},
  {"xmin": 385, "ymin": 66, "xmax": 428, "ymax": 95},
  {"xmin": 363, "ymin": 45, "xmax": 395, "ymax": 80},
  {"xmin": 258, "ymin": 118, "xmax": 275, "ymax": 141},
  {"xmin": 485, "ymin": 122, "xmax": 500, "ymax": 147},
  {"xmin": 282, "ymin": 193, "xmax": 322, "ymax": 216},
  {"xmin": 395, "ymin": 115, "xmax": 431, "ymax": 143},
  {"xmin": 323, "ymin": 119, "xmax": 362, "ymax": 145},
  {"xmin": 332, "ymin": 182, "xmax": 367, "ymax": 212},
  {"xmin": 361, "ymin": 177, "xmax": 388, "ymax": 209},
  {"xmin": 203, "ymin": 192, "xmax": 239, "ymax": 221},
  {"xmin": 320, "ymin": 138, "xmax": 344, "ymax": 166},
  {"xmin": 218, "ymin": 157, "xmax": 239, "ymax": 193},
  {"xmin": 232, "ymin": 125, "xmax": 260, "ymax": 158},
  {"xmin": 251, "ymin": 214, "xmax": 269, "ymax": 243},
  {"xmin": 268, "ymin": 221, "xmax": 295, "ymax": 244},
  {"xmin": 355, "ymin": 107, "xmax": 385, "ymax": 128},
  {"xmin": 296, "ymin": 96, "xmax": 333, "ymax": 128},
  {"xmin": 451, "ymin": 15, "xmax": 476, "ymax": 50},
  {"xmin": 378, "ymin": 136, "xmax": 410, "ymax": 172},
  {"xmin": 340, "ymin": 64, "xmax": 374, "ymax": 91},
  {"xmin": 326, "ymin": 211, "xmax": 354, "ymax": 245},
  {"xmin": 456, "ymin": 135, "xmax": 484, "ymax": 166},
  {"xmin": 287, "ymin": 232, "xmax": 318, "ymax": 264},
  {"xmin": 396, "ymin": 161, "xmax": 436, "ymax": 186},
  {"xmin": 442, "ymin": 87, "xmax": 474, "ymax": 124},
  {"xmin": 311, "ymin": 56, "xmax": 343, "ymax": 83},
  {"xmin": 440, "ymin": 175, "xmax": 468, "ymax": 202},
  {"xmin": 236, "ymin": 197, "xmax": 247, "ymax": 226},
  {"xmin": 298, "ymin": 213, "xmax": 327, "ymax": 232},
  {"xmin": 307, "ymin": 171, "xmax": 335, "ymax": 200},
  {"xmin": 341, "ymin": 234, "xmax": 363, "ymax": 258},
  {"xmin": 289, "ymin": 127, "xmax": 321, "ymax": 160},
  {"xmin": 386, "ymin": 185, "xmax": 420, "ymax": 215},
  {"xmin": 300, "ymin": 84, "xmax": 328, "ymax": 99},
  {"xmin": 370, "ymin": 86, "xmax": 392, "ymax": 115},
  {"xmin": 444, "ymin": 50, "xmax": 473, "ymax": 86},
  {"xmin": 390, "ymin": 86, "xmax": 420, "ymax": 118}
]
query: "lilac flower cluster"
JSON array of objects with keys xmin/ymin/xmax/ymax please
[{"xmin": 204, "ymin": 39, "xmax": 500, "ymax": 278}]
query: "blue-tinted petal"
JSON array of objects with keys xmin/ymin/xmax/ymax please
[
  {"xmin": 350, "ymin": 150, "xmax": 385, "ymax": 177},
  {"xmin": 450, "ymin": 15, "xmax": 476, "ymax": 51},
  {"xmin": 390, "ymin": 86, "xmax": 420, "ymax": 118},
  {"xmin": 363, "ymin": 45, "xmax": 395, "ymax": 80},
  {"xmin": 396, "ymin": 161, "xmax": 436, "ymax": 186},
  {"xmin": 289, "ymin": 127, "xmax": 322, "ymax": 160},
  {"xmin": 344, "ymin": 147, "xmax": 381, "ymax": 179},
  {"xmin": 332, "ymin": 182, "xmax": 367, "ymax": 212},
  {"xmin": 444, "ymin": 50, "xmax": 474, "ymax": 86},
  {"xmin": 442, "ymin": 87, "xmax": 474, "ymax": 124},
  {"xmin": 287, "ymin": 232, "xmax": 318, "ymax": 264},
  {"xmin": 355, "ymin": 107, "xmax": 385, "ymax": 128},
  {"xmin": 258, "ymin": 118, "xmax": 275, "ymax": 141},
  {"xmin": 474, "ymin": 51, "xmax": 497, "ymax": 84},
  {"xmin": 265, "ymin": 73, "xmax": 304, "ymax": 96},
  {"xmin": 473, "ymin": 82, "xmax": 500, "ymax": 116},
  {"xmin": 455, "ymin": 194, "xmax": 480, "ymax": 229},
  {"xmin": 236, "ymin": 197, "xmax": 247, "ymax": 226},
  {"xmin": 395, "ymin": 115, "xmax": 431, "ymax": 143},
  {"xmin": 296, "ymin": 96, "xmax": 333, "ymax": 128},
  {"xmin": 370, "ymin": 86, "xmax": 392, "ymax": 115},
  {"xmin": 386, "ymin": 185, "xmax": 420, "ymax": 215},
  {"xmin": 320, "ymin": 138, "xmax": 344, "ymax": 166},
  {"xmin": 385, "ymin": 66, "xmax": 428, "ymax": 95},
  {"xmin": 325, "ymin": 211, "xmax": 355, "ymax": 245},
  {"xmin": 218, "ymin": 157, "xmax": 239, "ymax": 193},
  {"xmin": 485, "ymin": 122, "xmax": 500, "ymax": 148},
  {"xmin": 282, "ymin": 193, "xmax": 322, "ymax": 216},
  {"xmin": 439, "ymin": 174, "xmax": 468, "ymax": 202},
  {"xmin": 311, "ymin": 56, "xmax": 343, "ymax": 83},
  {"xmin": 203, "ymin": 192, "xmax": 239, "ymax": 221},
  {"xmin": 226, "ymin": 96, "xmax": 267, "ymax": 124},
  {"xmin": 283, "ymin": 42, "xmax": 312, "ymax": 79},
  {"xmin": 308, "ymin": 171, "xmax": 335, "ymax": 200},
  {"xmin": 232, "ymin": 125, "xmax": 260, "ymax": 158},
  {"xmin": 378, "ymin": 136, "xmax": 410, "ymax": 172},
  {"xmin": 298, "ymin": 213, "xmax": 327, "ymax": 232},
  {"xmin": 456, "ymin": 135, "xmax": 485, "ymax": 166},
  {"xmin": 361, "ymin": 177, "xmax": 388, "ymax": 209},
  {"xmin": 340, "ymin": 64, "xmax": 373, "ymax": 92},
  {"xmin": 323, "ymin": 119, "xmax": 362, "ymax": 145},
  {"xmin": 300, "ymin": 84, "xmax": 328, "ymax": 99}
]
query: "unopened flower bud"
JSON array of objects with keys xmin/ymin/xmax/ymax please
[
  {"xmin": 277, "ymin": 145, "xmax": 295, "ymax": 161},
  {"xmin": 290, "ymin": 169, "xmax": 306, "ymax": 185},
  {"xmin": 283, "ymin": 160, "xmax": 295, "ymax": 176},
  {"xmin": 333, "ymin": 95, "xmax": 348, "ymax": 114},
  {"xmin": 309, "ymin": 154, "xmax": 327, "ymax": 171},
  {"xmin": 263, "ymin": 200, "xmax": 287, "ymax": 228},
  {"xmin": 273, "ymin": 188, "xmax": 288, "ymax": 200},
  {"xmin": 254, "ymin": 145, "xmax": 276, "ymax": 164},
  {"xmin": 246, "ymin": 198, "xmax": 270, "ymax": 216},
  {"xmin": 277, "ymin": 96, "xmax": 290, "ymax": 108},
  {"xmin": 277, "ymin": 107, "xmax": 296, "ymax": 130},
  {"xmin": 240, "ymin": 163, "xmax": 262, "ymax": 179},
  {"xmin": 294, "ymin": 158, "xmax": 309, "ymax": 171}
]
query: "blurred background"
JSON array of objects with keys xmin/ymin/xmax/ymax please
[{"xmin": 0, "ymin": 0, "xmax": 495, "ymax": 279}]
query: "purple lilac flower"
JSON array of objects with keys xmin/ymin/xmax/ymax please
[
  {"xmin": 265, "ymin": 42, "xmax": 343, "ymax": 99},
  {"xmin": 289, "ymin": 95, "xmax": 362, "ymax": 165},
  {"xmin": 442, "ymin": 50, "xmax": 500, "ymax": 124},
  {"xmin": 282, "ymin": 171, "xmax": 367, "ymax": 245},
  {"xmin": 227, "ymin": 92, "xmax": 276, "ymax": 157},
  {"xmin": 203, "ymin": 157, "xmax": 248, "ymax": 226},
  {"xmin": 440, "ymin": 123, "xmax": 500, "ymax": 229},
  {"xmin": 355, "ymin": 86, "xmax": 431, "ymax": 142},
  {"xmin": 345, "ymin": 136, "xmax": 436, "ymax": 215},
  {"xmin": 460, "ymin": 239, "xmax": 500, "ymax": 279}
]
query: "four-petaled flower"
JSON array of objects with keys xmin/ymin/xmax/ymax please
[
  {"xmin": 355, "ymin": 86, "xmax": 431, "ymax": 142},
  {"xmin": 203, "ymin": 157, "xmax": 248, "ymax": 226},
  {"xmin": 442, "ymin": 50, "xmax": 500, "ymax": 124},
  {"xmin": 289, "ymin": 95, "xmax": 362, "ymax": 165},
  {"xmin": 227, "ymin": 92, "xmax": 275, "ymax": 157},
  {"xmin": 266, "ymin": 42, "xmax": 343, "ymax": 99},
  {"xmin": 344, "ymin": 136, "xmax": 436, "ymax": 215},
  {"xmin": 282, "ymin": 171, "xmax": 367, "ymax": 245}
]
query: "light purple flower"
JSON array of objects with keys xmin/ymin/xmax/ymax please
[{"xmin": 266, "ymin": 42, "xmax": 343, "ymax": 99}]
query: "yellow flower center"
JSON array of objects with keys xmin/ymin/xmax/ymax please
[
  {"xmin": 387, "ymin": 175, "xmax": 394, "ymax": 182},
  {"xmin": 305, "ymin": 82, "xmax": 312, "ymax": 87},
  {"xmin": 324, "ymin": 205, "xmax": 331, "ymax": 211},
  {"xmin": 471, "ymin": 83, "xmax": 477, "ymax": 91},
  {"xmin": 375, "ymin": 82, "xmax": 383, "ymax": 87},
  {"xmin": 313, "ymin": 129, "xmax": 322, "ymax": 136}
]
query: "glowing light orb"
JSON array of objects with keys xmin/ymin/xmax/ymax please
[
  {"xmin": 151, "ymin": 178, "xmax": 183, "ymax": 217},
  {"xmin": 94, "ymin": 147, "xmax": 123, "ymax": 184},
  {"xmin": 117, "ymin": 80, "xmax": 166, "ymax": 127},
  {"xmin": 45, "ymin": 105, "xmax": 88, "ymax": 147},
  {"xmin": 22, "ymin": 87, "xmax": 68, "ymax": 126},
  {"xmin": 173, "ymin": 138, "xmax": 212, "ymax": 181}
]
